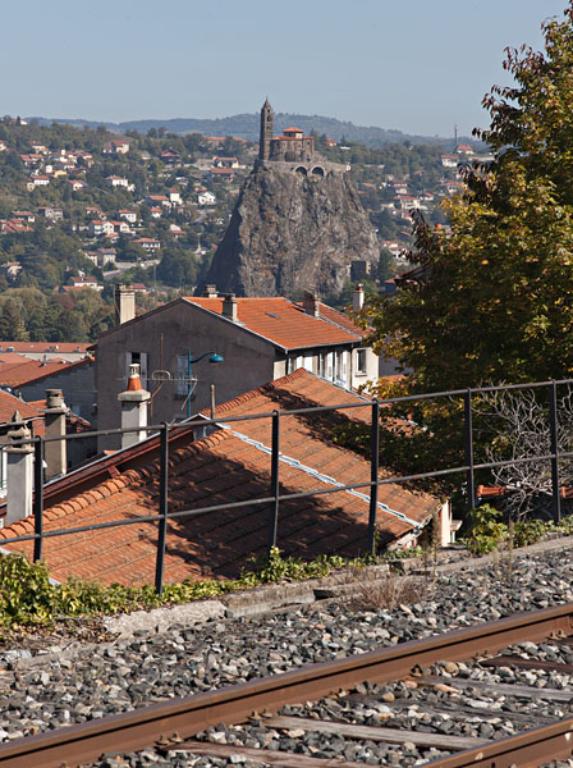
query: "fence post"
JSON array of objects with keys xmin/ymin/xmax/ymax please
[
  {"xmin": 367, "ymin": 399, "xmax": 380, "ymax": 556},
  {"xmin": 464, "ymin": 389, "xmax": 476, "ymax": 510},
  {"xmin": 154, "ymin": 422, "xmax": 169, "ymax": 594},
  {"xmin": 268, "ymin": 410, "xmax": 280, "ymax": 554},
  {"xmin": 33, "ymin": 438, "xmax": 44, "ymax": 562},
  {"xmin": 548, "ymin": 381, "xmax": 561, "ymax": 524}
]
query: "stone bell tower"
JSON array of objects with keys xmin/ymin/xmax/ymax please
[{"xmin": 259, "ymin": 98, "xmax": 274, "ymax": 161}]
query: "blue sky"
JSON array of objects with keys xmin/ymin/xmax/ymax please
[{"xmin": 0, "ymin": 0, "xmax": 565, "ymax": 136}]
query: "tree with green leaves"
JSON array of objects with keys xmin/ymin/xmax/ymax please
[{"xmin": 365, "ymin": 3, "xmax": 573, "ymax": 392}]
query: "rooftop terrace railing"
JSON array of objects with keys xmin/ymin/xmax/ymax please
[{"xmin": 1, "ymin": 377, "xmax": 572, "ymax": 593}]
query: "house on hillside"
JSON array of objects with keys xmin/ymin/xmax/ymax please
[
  {"xmin": 106, "ymin": 175, "xmax": 130, "ymax": 189},
  {"xmin": 0, "ymin": 370, "xmax": 454, "ymax": 585},
  {"xmin": 132, "ymin": 237, "xmax": 161, "ymax": 252},
  {"xmin": 197, "ymin": 191, "xmax": 216, "ymax": 206},
  {"xmin": 94, "ymin": 287, "xmax": 379, "ymax": 449},
  {"xmin": 103, "ymin": 139, "xmax": 130, "ymax": 155},
  {"xmin": 65, "ymin": 276, "xmax": 103, "ymax": 292}
]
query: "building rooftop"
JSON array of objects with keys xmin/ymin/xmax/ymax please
[
  {"xmin": 184, "ymin": 296, "xmax": 364, "ymax": 351},
  {"xmin": 0, "ymin": 390, "xmax": 44, "ymax": 434},
  {"xmin": 0, "ymin": 356, "xmax": 74, "ymax": 388},
  {"xmin": 0, "ymin": 342, "xmax": 89, "ymax": 356},
  {"xmin": 0, "ymin": 370, "xmax": 439, "ymax": 586}
]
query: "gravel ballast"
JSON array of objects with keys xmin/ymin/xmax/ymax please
[{"xmin": 0, "ymin": 548, "xmax": 572, "ymax": 766}]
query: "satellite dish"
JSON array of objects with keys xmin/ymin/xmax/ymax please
[{"xmin": 151, "ymin": 369, "xmax": 171, "ymax": 382}]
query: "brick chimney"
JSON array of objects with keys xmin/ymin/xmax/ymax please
[
  {"xmin": 303, "ymin": 290, "xmax": 320, "ymax": 318},
  {"xmin": 117, "ymin": 364, "xmax": 151, "ymax": 449},
  {"xmin": 5, "ymin": 412, "xmax": 34, "ymax": 524},
  {"xmin": 43, "ymin": 388, "xmax": 68, "ymax": 481},
  {"xmin": 115, "ymin": 284, "xmax": 136, "ymax": 325},
  {"xmin": 222, "ymin": 293, "xmax": 238, "ymax": 322},
  {"xmin": 203, "ymin": 284, "xmax": 217, "ymax": 298},
  {"xmin": 352, "ymin": 283, "xmax": 365, "ymax": 312}
]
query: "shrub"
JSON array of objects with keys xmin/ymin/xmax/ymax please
[
  {"xmin": 464, "ymin": 504, "xmax": 508, "ymax": 556},
  {"xmin": 0, "ymin": 549, "xmax": 368, "ymax": 629}
]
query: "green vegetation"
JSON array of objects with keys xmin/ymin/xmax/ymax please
[
  {"xmin": 0, "ymin": 286, "xmax": 114, "ymax": 341},
  {"xmin": 0, "ymin": 548, "xmax": 363, "ymax": 629},
  {"xmin": 463, "ymin": 505, "xmax": 573, "ymax": 556},
  {"xmin": 364, "ymin": 7, "xmax": 573, "ymax": 390}
]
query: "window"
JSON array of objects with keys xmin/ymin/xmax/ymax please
[
  {"xmin": 176, "ymin": 354, "xmax": 190, "ymax": 397},
  {"xmin": 325, "ymin": 351, "xmax": 334, "ymax": 381},
  {"xmin": 303, "ymin": 354, "xmax": 314, "ymax": 373},
  {"xmin": 356, "ymin": 348, "xmax": 367, "ymax": 375},
  {"xmin": 336, "ymin": 350, "xmax": 349, "ymax": 386}
]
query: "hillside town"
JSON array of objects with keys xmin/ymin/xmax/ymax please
[{"xmin": 0, "ymin": 115, "xmax": 488, "ymax": 307}]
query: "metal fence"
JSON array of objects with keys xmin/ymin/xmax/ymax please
[{"xmin": 1, "ymin": 377, "xmax": 572, "ymax": 593}]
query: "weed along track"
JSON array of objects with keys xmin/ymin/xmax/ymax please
[{"xmin": 0, "ymin": 603, "xmax": 572, "ymax": 767}]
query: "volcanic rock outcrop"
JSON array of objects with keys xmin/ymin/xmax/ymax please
[{"xmin": 203, "ymin": 100, "xmax": 379, "ymax": 297}]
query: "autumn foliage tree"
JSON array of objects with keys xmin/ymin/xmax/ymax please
[
  {"xmin": 365, "ymin": 4, "xmax": 573, "ymax": 392},
  {"xmin": 341, "ymin": 5, "xmax": 573, "ymax": 510}
]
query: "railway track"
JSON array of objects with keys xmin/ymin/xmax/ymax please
[{"xmin": 0, "ymin": 603, "xmax": 571, "ymax": 767}]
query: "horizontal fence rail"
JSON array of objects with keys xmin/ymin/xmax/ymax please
[{"xmin": 0, "ymin": 377, "xmax": 571, "ymax": 592}]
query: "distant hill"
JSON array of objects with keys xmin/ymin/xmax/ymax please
[{"xmin": 26, "ymin": 112, "xmax": 479, "ymax": 149}]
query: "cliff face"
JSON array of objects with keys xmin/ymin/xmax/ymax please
[{"xmin": 204, "ymin": 164, "xmax": 379, "ymax": 297}]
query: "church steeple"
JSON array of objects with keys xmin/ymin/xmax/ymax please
[{"xmin": 259, "ymin": 98, "xmax": 274, "ymax": 161}]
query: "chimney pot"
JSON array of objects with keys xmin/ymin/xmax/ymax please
[
  {"xmin": 118, "ymin": 363, "xmax": 151, "ymax": 448},
  {"xmin": 352, "ymin": 283, "xmax": 365, "ymax": 312},
  {"xmin": 6, "ymin": 413, "xmax": 34, "ymax": 524},
  {"xmin": 44, "ymin": 389, "xmax": 68, "ymax": 480},
  {"xmin": 222, "ymin": 293, "xmax": 238, "ymax": 322},
  {"xmin": 204, "ymin": 284, "xmax": 217, "ymax": 298}
]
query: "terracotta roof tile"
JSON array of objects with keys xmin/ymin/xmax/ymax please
[
  {"xmin": 184, "ymin": 297, "xmax": 363, "ymax": 351},
  {"xmin": 0, "ymin": 371, "xmax": 440, "ymax": 586},
  {"xmin": 0, "ymin": 355, "xmax": 77, "ymax": 387}
]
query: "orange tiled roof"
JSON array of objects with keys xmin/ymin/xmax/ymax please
[
  {"xmin": 0, "ymin": 370, "xmax": 439, "ymax": 586},
  {"xmin": 0, "ymin": 390, "xmax": 44, "ymax": 434},
  {"xmin": 0, "ymin": 356, "xmax": 75, "ymax": 388},
  {"xmin": 184, "ymin": 297, "xmax": 363, "ymax": 351}
]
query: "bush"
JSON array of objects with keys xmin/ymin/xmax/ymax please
[
  {"xmin": 464, "ymin": 505, "xmax": 508, "ymax": 556},
  {"xmin": 0, "ymin": 549, "xmax": 366, "ymax": 629},
  {"xmin": 512, "ymin": 519, "xmax": 549, "ymax": 548},
  {"xmin": 0, "ymin": 555, "xmax": 56, "ymax": 625}
]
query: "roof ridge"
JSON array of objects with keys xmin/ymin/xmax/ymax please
[
  {"xmin": 207, "ymin": 368, "xmax": 309, "ymax": 416},
  {"xmin": 0, "ymin": 430, "xmax": 235, "ymax": 540},
  {"xmin": 316, "ymin": 302, "xmax": 362, "ymax": 337}
]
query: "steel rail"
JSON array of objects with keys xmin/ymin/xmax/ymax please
[
  {"xmin": 427, "ymin": 717, "xmax": 573, "ymax": 767},
  {"xmin": 0, "ymin": 603, "xmax": 571, "ymax": 768}
]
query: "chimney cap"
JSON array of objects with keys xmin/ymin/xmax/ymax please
[
  {"xmin": 222, "ymin": 293, "xmax": 239, "ymax": 322},
  {"xmin": 45, "ymin": 388, "xmax": 67, "ymax": 413},
  {"xmin": 6, "ymin": 411, "xmax": 33, "ymax": 452},
  {"xmin": 119, "ymin": 364, "xmax": 151, "ymax": 403}
]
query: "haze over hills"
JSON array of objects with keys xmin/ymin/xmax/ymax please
[{"xmin": 26, "ymin": 111, "xmax": 478, "ymax": 149}]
